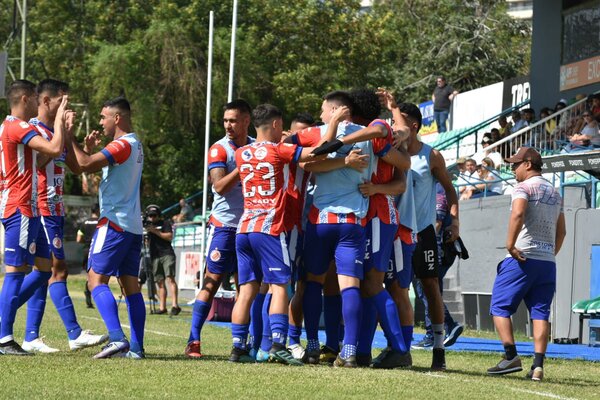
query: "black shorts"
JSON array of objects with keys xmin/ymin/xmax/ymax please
[{"xmin": 412, "ymin": 225, "xmax": 439, "ymax": 279}]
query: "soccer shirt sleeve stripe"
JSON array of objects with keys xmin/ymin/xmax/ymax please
[
  {"xmin": 292, "ymin": 146, "xmax": 303, "ymax": 163},
  {"xmin": 208, "ymin": 161, "xmax": 227, "ymax": 170},
  {"xmin": 100, "ymin": 148, "xmax": 115, "ymax": 165},
  {"xmin": 375, "ymin": 143, "xmax": 392, "ymax": 158},
  {"xmin": 21, "ymin": 130, "xmax": 39, "ymax": 145},
  {"xmin": 102, "ymin": 139, "xmax": 132, "ymax": 165}
]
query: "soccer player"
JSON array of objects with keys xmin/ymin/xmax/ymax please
[
  {"xmin": 18, "ymin": 79, "xmax": 107, "ymax": 353},
  {"xmin": 395, "ymin": 100, "xmax": 459, "ymax": 371},
  {"xmin": 185, "ymin": 100, "xmax": 254, "ymax": 358},
  {"xmin": 68, "ymin": 97, "xmax": 146, "ymax": 359},
  {"xmin": 228, "ymin": 103, "xmax": 339, "ymax": 364},
  {"xmin": 0, "ymin": 80, "xmax": 67, "ymax": 355},
  {"xmin": 488, "ymin": 147, "xmax": 565, "ymax": 381}
]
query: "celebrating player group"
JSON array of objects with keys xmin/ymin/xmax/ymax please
[{"xmin": 0, "ymin": 79, "xmax": 459, "ymax": 370}]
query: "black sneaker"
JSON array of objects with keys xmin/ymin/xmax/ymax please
[
  {"xmin": 229, "ymin": 346, "xmax": 255, "ymax": 363},
  {"xmin": 431, "ymin": 348, "xmax": 446, "ymax": 371},
  {"xmin": 302, "ymin": 348, "xmax": 320, "ymax": 365},
  {"xmin": 372, "ymin": 349, "xmax": 412, "ymax": 369},
  {"xmin": 170, "ymin": 306, "xmax": 182, "ymax": 316},
  {"xmin": 356, "ymin": 353, "xmax": 372, "ymax": 367},
  {"xmin": 372, "ymin": 347, "xmax": 390, "ymax": 364},
  {"xmin": 0, "ymin": 340, "xmax": 34, "ymax": 356},
  {"xmin": 412, "ymin": 335, "xmax": 434, "ymax": 350},
  {"xmin": 268, "ymin": 343, "xmax": 303, "ymax": 366},
  {"xmin": 154, "ymin": 309, "xmax": 167, "ymax": 315},
  {"xmin": 333, "ymin": 354, "xmax": 357, "ymax": 368},
  {"xmin": 444, "ymin": 323, "xmax": 464, "ymax": 347},
  {"xmin": 319, "ymin": 344, "xmax": 339, "ymax": 364}
]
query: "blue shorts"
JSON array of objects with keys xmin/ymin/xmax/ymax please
[
  {"xmin": 303, "ymin": 222, "xmax": 366, "ymax": 280},
  {"xmin": 385, "ymin": 239, "xmax": 415, "ymax": 289},
  {"xmin": 364, "ymin": 218, "xmax": 397, "ymax": 273},
  {"xmin": 88, "ymin": 224, "xmax": 142, "ymax": 277},
  {"xmin": 490, "ymin": 257, "xmax": 556, "ymax": 321},
  {"xmin": 1, "ymin": 210, "xmax": 41, "ymax": 267},
  {"xmin": 206, "ymin": 225, "xmax": 237, "ymax": 275},
  {"xmin": 35, "ymin": 216, "xmax": 65, "ymax": 260},
  {"xmin": 236, "ymin": 232, "xmax": 291, "ymax": 285},
  {"xmin": 287, "ymin": 227, "xmax": 305, "ymax": 282}
]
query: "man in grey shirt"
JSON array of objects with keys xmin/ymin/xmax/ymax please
[
  {"xmin": 487, "ymin": 147, "xmax": 566, "ymax": 382},
  {"xmin": 432, "ymin": 76, "xmax": 458, "ymax": 133}
]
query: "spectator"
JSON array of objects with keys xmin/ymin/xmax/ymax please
[
  {"xmin": 498, "ymin": 115, "xmax": 512, "ymax": 138},
  {"xmin": 460, "ymin": 158, "xmax": 503, "ymax": 200},
  {"xmin": 539, "ymin": 107, "xmax": 557, "ymax": 136},
  {"xmin": 173, "ymin": 198, "xmax": 194, "ymax": 223},
  {"xmin": 432, "ymin": 75, "xmax": 459, "ymax": 133},
  {"xmin": 591, "ymin": 94, "xmax": 600, "ymax": 119},
  {"xmin": 510, "ymin": 110, "xmax": 527, "ymax": 133},
  {"xmin": 145, "ymin": 205, "xmax": 181, "ymax": 316},
  {"xmin": 567, "ymin": 110, "xmax": 600, "ymax": 148},
  {"xmin": 481, "ymin": 137, "xmax": 503, "ymax": 169},
  {"xmin": 455, "ymin": 158, "xmax": 479, "ymax": 195},
  {"xmin": 522, "ymin": 108, "xmax": 535, "ymax": 125}
]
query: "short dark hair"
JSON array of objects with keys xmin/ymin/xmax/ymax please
[
  {"xmin": 349, "ymin": 88, "xmax": 381, "ymax": 123},
  {"xmin": 398, "ymin": 102, "xmax": 422, "ymax": 132},
  {"xmin": 252, "ymin": 104, "xmax": 282, "ymax": 128},
  {"xmin": 37, "ymin": 79, "xmax": 69, "ymax": 97},
  {"xmin": 323, "ymin": 90, "xmax": 354, "ymax": 113},
  {"xmin": 6, "ymin": 79, "xmax": 36, "ymax": 106},
  {"xmin": 224, "ymin": 99, "xmax": 252, "ymax": 115},
  {"xmin": 522, "ymin": 108, "xmax": 535, "ymax": 115},
  {"xmin": 291, "ymin": 112, "xmax": 315, "ymax": 126},
  {"xmin": 103, "ymin": 96, "xmax": 131, "ymax": 115}
]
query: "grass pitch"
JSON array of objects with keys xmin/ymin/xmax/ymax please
[{"xmin": 0, "ymin": 274, "xmax": 597, "ymax": 400}]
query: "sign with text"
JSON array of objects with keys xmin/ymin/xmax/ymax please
[
  {"xmin": 177, "ymin": 251, "xmax": 202, "ymax": 290},
  {"xmin": 418, "ymin": 100, "xmax": 438, "ymax": 136},
  {"xmin": 560, "ymin": 55, "xmax": 600, "ymax": 92}
]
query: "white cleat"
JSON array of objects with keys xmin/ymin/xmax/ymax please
[
  {"xmin": 22, "ymin": 337, "xmax": 60, "ymax": 353},
  {"xmin": 288, "ymin": 343, "xmax": 306, "ymax": 361},
  {"xmin": 69, "ymin": 330, "xmax": 109, "ymax": 351}
]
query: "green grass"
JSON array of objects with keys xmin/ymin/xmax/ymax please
[{"xmin": 0, "ymin": 274, "xmax": 598, "ymax": 400}]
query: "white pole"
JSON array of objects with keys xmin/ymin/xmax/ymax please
[
  {"xmin": 227, "ymin": 0, "xmax": 238, "ymax": 102},
  {"xmin": 199, "ymin": 11, "xmax": 215, "ymax": 292},
  {"xmin": 20, "ymin": 0, "xmax": 27, "ymax": 79}
]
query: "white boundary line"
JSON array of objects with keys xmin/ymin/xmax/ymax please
[{"xmin": 80, "ymin": 315, "xmax": 186, "ymax": 339}]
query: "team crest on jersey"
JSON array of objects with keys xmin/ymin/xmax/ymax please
[
  {"xmin": 210, "ymin": 148, "xmax": 219, "ymax": 158},
  {"xmin": 28, "ymin": 242, "xmax": 36, "ymax": 254},
  {"xmin": 53, "ymin": 237, "xmax": 63, "ymax": 249},
  {"xmin": 19, "ymin": 121, "xmax": 30, "ymax": 129},
  {"xmin": 210, "ymin": 248, "xmax": 221, "ymax": 262},
  {"xmin": 255, "ymin": 147, "xmax": 267, "ymax": 160},
  {"xmin": 241, "ymin": 149, "xmax": 253, "ymax": 161}
]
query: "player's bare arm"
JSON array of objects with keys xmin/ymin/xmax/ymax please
[
  {"xmin": 430, "ymin": 148, "xmax": 459, "ymax": 242},
  {"xmin": 506, "ymin": 197, "xmax": 527, "ymax": 262},
  {"xmin": 27, "ymin": 95, "xmax": 68, "ymax": 158},
  {"xmin": 69, "ymin": 131, "xmax": 110, "ymax": 173},
  {"xmin": 358, "ymin": 168, "xmax": 406, "ymax": 197},
  {"xmin": 302, "ymin": 149, "xmax": 369, "ymax": 172},
  {"xmin": 210, "ymin": 167, "xmax": 240, "ymax": 196}
]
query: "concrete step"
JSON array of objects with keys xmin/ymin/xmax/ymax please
[
  {"xmin": 445, "ymin": 300, "xmax": 464, "ymax": 315},
  {"xmin": 443, "ymin": 289, "xmax": 462, "ymax": 302}
]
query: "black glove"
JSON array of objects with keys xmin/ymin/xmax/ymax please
[{"xmin": 311, "ymin": 139, "xmax": 344, "ymax": 156}]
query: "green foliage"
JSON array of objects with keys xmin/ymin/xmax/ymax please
[{"xmin": 0, "ymin": 0, "xmax": 531, "ymax": 207}]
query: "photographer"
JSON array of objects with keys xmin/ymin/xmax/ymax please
[{"xmin": 144, "ymin": 205, "xmax": 181, "ymax": 315}]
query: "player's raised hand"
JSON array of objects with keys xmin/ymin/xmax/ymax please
[
  {"xmin": 84, "ymin": 130, "xmax": 102, "ymax": 153},
  {"xmin": 65, "ymin": 111, "xmax": 77, "ymax": 134},
  {"xmin": 376, "ymin": 87, "xmax": 397, "ymax": 111},
  {"xmin": 57, "ymin": 95, "xmax": 70, "ymax": 123},
  {"xmin": 331, "ymin": 106, "xmax": 351, "ymax": 124},
  {"xmin": 345, "ymin": 149, "xmax": 369, "ymax": 172}
]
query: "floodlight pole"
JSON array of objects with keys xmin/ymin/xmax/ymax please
[
  {"xmin": 227, "ymin": 0, "xmax": 238, "ymax": 102},
  {"xmin": 199, "ymin": 11, "xmax": 215, "ymax": 292},
  {"xmin": 15, "ymin": 0, "xmax": 27, "ymax": 79}
]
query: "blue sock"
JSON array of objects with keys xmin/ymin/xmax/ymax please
[
  {"xmin": 92, "ymin": 285, "xmax": 125, "ymax": 342},
  {"xmin": 270, "ymin": 313, "xmax": 288, "ymax": 347},
  {"xmin": 357, "ymin": 296, "xmax": 377, "ymax": 356},
  {"xmin": 402, "ymin": 325, "xmax": 414, "ymax": 350},
  {"xmin": 340, "ymin": 287, "xmax": 362, "ymax": 359},
  {"xmin": 248, "ymin": 293, "xmax": 265, "ymax": 350},
  {"xmin": 49, "ymin": 281, "xmax": 82, "ymax": 340},
  {"xmin": 324, "ymin": 294, "xmax": 342, "ymax": 351},
  {"xmin": 302, "ymin": 281, "xmax": 323, "ymax": 352},
  {"xmin": 16, "ymin": 270, "xmax": 52, "ymax": 308},
  {"xmin": 0, "ymin": 272, "xmax": 25, "ymax": 340},
  {"xmin": 24, "ymin": 283, "xmax": 48, "ymax": 342},
  {"xmin": 260, "ymin": 293, "xmax": 272, "ymax": 352},
  {"xmin": 126, "ymin": 293, "xmax": 146, "ymax": 353},
  {"xmin": 288, "ymin": 324, "xmax": 302, "ymax": 346},
  {"xmin": 231, "ymin": 323, "xmax": 249, "ymax": 349},
  {"xmin": 373, "ymin": 290, "xmax": 407, "ymax": 353},
  {"xmin": 188, "ymin": 300, "xmax": 211, "ymax": 343}
]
